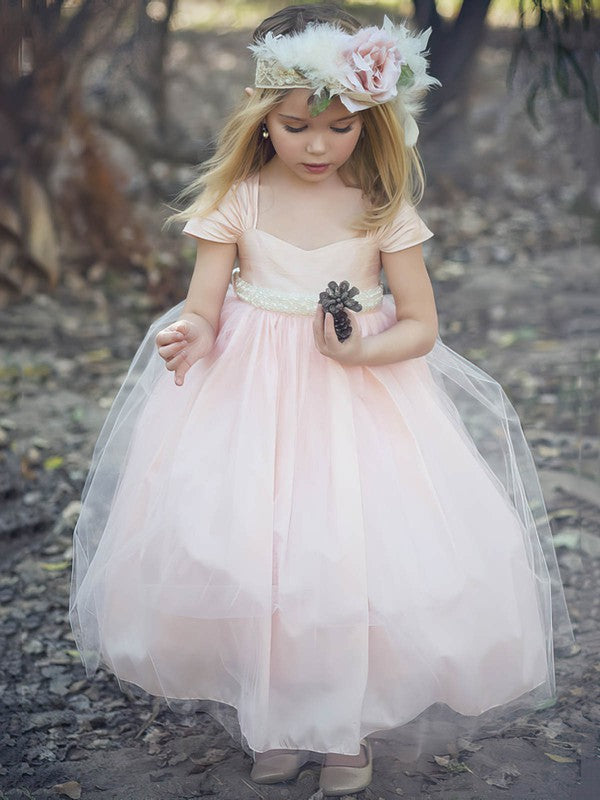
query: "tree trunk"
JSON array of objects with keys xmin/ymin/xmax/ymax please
[
  {"xmin": 0, "ymin": 0, "xmax": 155, "ymax": 308},
  {"xmin": 413, "ymin": 0, "xmax": 493, "ymax": 144}
]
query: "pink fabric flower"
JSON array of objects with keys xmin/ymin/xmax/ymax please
[{"xmin": 340, "ymin": 26, "xmax": 405, "ymax": 106}]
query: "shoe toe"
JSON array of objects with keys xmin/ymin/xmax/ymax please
[
  {"xmin": 319, "ymin": 740, "xmax": 372, "ymax": 796},
  {"xmin": 250, "ymin": 750, "xmax": 312, "ymax": 783}
]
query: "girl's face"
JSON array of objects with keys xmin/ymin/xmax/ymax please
[{"xmin": 264, "ymin": 88, "xmax": 363, "ymax": 183}]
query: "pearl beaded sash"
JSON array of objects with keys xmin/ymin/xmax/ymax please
[{"xmin": 232, "ymin": 268, "xmax": 384, "ymax": 316}]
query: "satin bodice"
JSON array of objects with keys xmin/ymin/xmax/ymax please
[
  {"xmin": 238, "ymin": 228, "xmax": 383, "ymax": 294},
  {"xmin": 181, "ymin": 169, "xmax": 435, "ymax": 297}
]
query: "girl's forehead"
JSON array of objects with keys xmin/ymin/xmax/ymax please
[{"xmin": 276, "ymin": 88, "xmax": 353, "ymax": 121}]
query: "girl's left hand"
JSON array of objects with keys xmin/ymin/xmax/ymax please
[{"xmin": 312, "ymin": 303, "xmax": 365, "ymax": 366}]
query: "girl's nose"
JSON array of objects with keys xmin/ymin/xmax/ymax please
[{"xmin": 306, "ymin": 134, "xmax": 327, "ymax": 155}]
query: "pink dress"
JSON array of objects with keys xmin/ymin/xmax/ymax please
[{"xmin": 69, "ymin": 171, "xmax": 573, "ymax": 759}]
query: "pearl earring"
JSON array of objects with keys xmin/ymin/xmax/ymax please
[{"xmin": 262, "ymin": 123, "xmax": 270, "ymax": 139}]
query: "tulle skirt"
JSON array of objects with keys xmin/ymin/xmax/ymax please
[{"xmin": 68, "ymin": 286, "xmax": 574, "ymax": 759}]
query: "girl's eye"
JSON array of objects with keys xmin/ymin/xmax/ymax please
[{"xmin": 283, "ymin": 125, "xmax": 354, "ymax": 134}]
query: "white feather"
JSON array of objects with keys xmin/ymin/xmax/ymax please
[{"xmin": 248, "ymin": 22, "xmax": 350, "ymax": 92}]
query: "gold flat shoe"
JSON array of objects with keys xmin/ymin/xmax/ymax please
[
  {"xmin": 319, "ymin": 738, "xmax": 372, "ymax": 796},
  {"xmin": 250, "ymin": 748, "xmax": 315, "ymax": 783}
]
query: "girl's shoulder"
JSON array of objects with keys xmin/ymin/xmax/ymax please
[
  {"xmin": 377, "ymin": 198, "xmax": 435, "ymax": 253},
  {"xmin": 182, "ymin": 176, "xmax": 255, "ymax": 245},
  {"xmin": 344, "ymin": 171, "xmax": 435, "ymax": 253},
  {"xmin": 181, "ymin": 173, "xmax": 434, "ymax": 253}
]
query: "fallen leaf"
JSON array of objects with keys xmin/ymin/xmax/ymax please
[
  {"xmin": 535, "ymin": 696, "xmax": 558, "ymax": 711},
  {"xmin": 44, "ymin": 455, "xmax": 64, "ymax": 470},
  {"xmin": 20, "ymin": 456, "xmax": 37, "ymax": 479},
  {"xmin": 556, "ymin": 643, "xmax": 582, "ymax": 658},
  {"xmin": 51, "ymin": 780, "xmax": 82, "ymax": 799},
  {"xmin": 188, "ymin": 747, "xmax": 229, "ymax": 767},
  {"xmin": 39, "ymin": 560, "xmax": 71, "ymax": 571},
  {"xmin": 515, "ymin": 326, "xmax": 538, "ymax": 340},
  {"xmin": 433, "ymin": 754, "xmax": 472, "ymax": 773},
  {"xmin": 465, "ymin": 348, "xmax": 488, "ymax": 361},
  {"xmin": 483, "ymin": 764, "xmax": 520, "ymax": 789},
  {"xmin": 544, "ymin": 753, "xmax": 577, "ymax": 764},
  {"xmin": 548, "ymin": 508, "xmax": 579, "ymax": 520},
  {"xmin": 552, "ymin": 530, "xmax": 581, "ymax": 550},
  {"xmin": 81, "ymin": 347, "xmax": 111, "ymax": 363},
  {"xmin": 538, "ymin": 445, "xmax": 561, "ymax": 457},
  {"xmin": 456, "ymin": 737, "xmax": 483, "ymax": 752},
  {"xmin": 167, "ymin": 752, "xmax": 188, "ymax": 766},
  {"xmin": 496, "ymin": 331, "xmax": 518, "ymax": 348},
  {"xmin": 435, "ymin": 261, "xmax": 466, "ymax": 281},
  {"xmin": 532, "ymin": 339, "xmax": 561, "ymax": 351},
  {"xmin": 23, "ymin": 363, "xmax": 52, "ymax": 378}
]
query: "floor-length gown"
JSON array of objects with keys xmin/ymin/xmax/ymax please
[{"xmin": 69, "ymin": 170, "xmax": 573, "ymax": 759}]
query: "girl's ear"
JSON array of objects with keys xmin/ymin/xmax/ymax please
[{"xmin": 244, "ymin": 86, "xmax": 255, "ymax": 97}]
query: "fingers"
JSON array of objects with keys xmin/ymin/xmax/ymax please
[
  {"xmin": 315, "ymin": 307, "xmax": 358, "ymax": 351},
  {"xmin": 324, "ymin": 307, "xmax": 335, "ymax": 343},
  {"xmin": 319, "ymin": 306, "xmax": 336, "ymax": 350},
  {"xmin": 155, "ymin": 321, "xmax": 200, "ymax": 365},
  {"xmin": 155, "ymin": 325, "xmax": 185, "ymax": 347},
  {"xmin": 155, "ymin": 320, "xmax": 206, "ymax": 385},
  {"xmin": 174, "ymin": 363, "xmax": 186, "ymax": 386},
  {"xmin": 171, "ymin": 322, "xmax": 186, "ymax": 337},
  {"xmin": 313, "ymin": 303, "xmax": 325, "ymax": 351},
  {"xmin": 173, "ymin": 319, "xmax": 200, "ymax": 341},
  {"xmin": 313, "ymin": 304, "xmax": 363, "ymax": 365},
  {"xmin": 244, "ymin": 86, "xmax": 255, "ymax": 97},
  {"xmin": 313, "ymin": 304, "xmax": 340, "ymax": 353},
  {"xmin": 157, "ymin": 340, "xmax": 186, "ymax": 360},
  {"xmin": 164, "ymin": 348, "xmax": 192, "ymax": 386},
  {"xmin": 164, "ymin": 347, "xmax": 189, "ymax": 369}
]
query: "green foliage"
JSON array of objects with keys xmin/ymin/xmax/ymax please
[
  {"xmin": 308, "ymin": 87, "xmax": 333, "ymax": 117},
  {"xmin": 509, "ymin": 0, "xmax": 599, "ymax": 128}
]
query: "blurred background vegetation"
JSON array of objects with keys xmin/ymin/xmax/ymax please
[{"xmin": 0, "ymin": 0, "xmax": 598, "ymax": 309}]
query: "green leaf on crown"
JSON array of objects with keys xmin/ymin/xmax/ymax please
[
  {"xmin": 397, "ymin": 64, "xmax": 415, "ymax": 88},
  {"xmin": 308, "ymin": 87, "xmax": 333, "ymax": 117}
]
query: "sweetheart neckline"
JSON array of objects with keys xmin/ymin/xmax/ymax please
[
  {"xmin": 247, "ymin": 227, "xmax": 370, "ymax": 253},
  {"xmin": 249, "ymin": 170, "xmax": 371, "ymax": 253}
]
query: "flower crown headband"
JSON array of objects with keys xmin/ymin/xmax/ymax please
[{"xmin": 248, "ymin": 15, "xmax": 442, "ymax": 146}]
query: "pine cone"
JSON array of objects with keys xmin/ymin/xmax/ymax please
[{"xmin": 318, "ymin": 280, "xmax": 362, "ymax": 342}]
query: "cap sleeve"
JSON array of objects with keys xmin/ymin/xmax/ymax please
[
  {"xmin": 182, "ymin": 181, "xmax": 249, "ymax": 244},
  {"xmin": 378, "ymin": 200, "xmax": 434, "ymax": 253}
]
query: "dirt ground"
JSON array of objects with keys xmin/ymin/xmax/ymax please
[{"xmin": 1, "ymin": 23, "xmax": 599, "ymax": 800}]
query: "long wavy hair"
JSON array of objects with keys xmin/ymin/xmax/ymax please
[{"xmin": 163, "ymin": 3, "xmax": 428, "ymax": 234}]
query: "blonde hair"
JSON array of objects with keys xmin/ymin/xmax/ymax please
[{"xmin": 163, "ymin": 4, "xmax": 427, "ymax": 234}]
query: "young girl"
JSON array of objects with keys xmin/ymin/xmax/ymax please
[{"xmin": 69, "ymin": 3, "xmax": 574, "ymax": 795}]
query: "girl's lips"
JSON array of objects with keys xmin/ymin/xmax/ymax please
[{"xmin": 303, "ymin": 163, "xmax": 330, "ymax": 173}]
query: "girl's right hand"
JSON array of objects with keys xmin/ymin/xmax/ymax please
[{"xmin": 155, "ymin": 318, "xmax": 214, "ymax": 386}]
